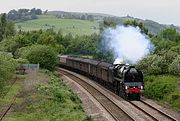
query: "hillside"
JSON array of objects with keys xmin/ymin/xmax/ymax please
[
  {"xmin": 47, "ymin": 11, "xmax": 114, "ymax": 20},
  {"xmin": 16, "ymin": 15, "xmax": 99, "ymax": 35},
  {"xmin": 47, "ymin": 11, "xmax": 180, "ymax": 35},
  {"xmin": 102, "ymin": 16, "xmax": 180, "ymax": 35},
  {"xmin": 15, "ymin": 11, "xmax": 180, "ymax": 35}
]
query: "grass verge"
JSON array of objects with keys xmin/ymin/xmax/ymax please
[
  {"xmin": 3, "ymin": 70, "xmax": 91, "ymax": 121},
  {"xmin": 0, "ymin": 76, "xmax": 24, "ymax": 113}
]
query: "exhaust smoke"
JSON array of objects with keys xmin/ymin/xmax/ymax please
[{"xmin": 101, "ymin": 25, "xmax": 154, "ymax": 64}]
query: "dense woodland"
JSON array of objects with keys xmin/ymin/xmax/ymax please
[{"xmin": 0, "ymin": 12, "xmax": 180, "ymax": 110}]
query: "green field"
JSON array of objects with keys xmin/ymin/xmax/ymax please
[{"xmin": 16, "ymin": 15, "xmax": 100, "ymax": 35}]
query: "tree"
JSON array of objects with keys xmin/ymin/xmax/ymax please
[
  {"xmin": 81, "ymin": 15, "xmax": 86, "ymax": 20},
  {"xmin": 168, "ymin": 55, "xmax": 180, "ymax": 75},
  {"xmin": 8, "ymin": 8, "xmax": 42, "ymax": 21},
  {"xmin": 35, "ymin": 9, "xmax": 42, "ymax": 15},
  {"xmin": 0, "ymin": 52, "xmax": 17, "ymax": 96},
  {"xmin": 7, "ymin": 9, "xmax": 18, "ymax": 20},
  {"xmin": 0, "ymin": 13, "xmax": 15, "ymax": 41},
  {"xmin": 160, "ymin": 28, "xmax": 180, "ymax": 42},
  {"xmin": 0, "ymin": 13, "xmax": 7, "ymax": 41},
  {"xmin": 30, "ymin": 8, "xmax": 36, "ymax": 14},
  {"xmin": 31, "ymin": 14, "xmax": 38, "ymax": 19},
  {"xmin": 26, "ymin": 45, "xmax": 58, "ymax": 70},
  {"xmin": 62, "ymin": 33, "xmax": 73, "ymax": 48},
  {"xmin": 1, "ymin": 13, "xmax": 7, "ymax": 26},
  {"xmin": 44, "ymin": 10, "xmax": 48, "ymax": 14},
  {"xmin": 170, "ymin": 45, "xmax": 180, "ymax": 54},
  {"xmin": 124, "ymin": 20, "xmax": 149, "ymax": 35},
  {"xmin": 87, "ymin": 15, "xmax": 94, "ymax": 21},
  {"xmin": 152, "ymin": 37, "xmax": 176, "ymax": 53},
  {"xmin": 37, "ymin": 31, "xmax": 56, "ymax": 46},
  {"xmin": 102, "ymin": 17, "xmax": 117, "ymax": 28},
  {"xmin": 136, "ymin": 54, "xmax": 163, "ymax": 75},
  {"xmin": 5, "ymin": 21, "xmax": 16, "ymax": 36}
]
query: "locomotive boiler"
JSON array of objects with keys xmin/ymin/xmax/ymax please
[{"xmin": 59, "ymin": 55, "xmax": 144, "ymax": 100}]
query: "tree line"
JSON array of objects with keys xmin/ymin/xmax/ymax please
[{"xmin": 7, "ymin": 8, "xmax": 42, "ymax": 22}]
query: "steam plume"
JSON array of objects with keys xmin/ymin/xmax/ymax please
[{"xmin": 101, "ymin": 25, "xmax": 154, "ymax": 64}]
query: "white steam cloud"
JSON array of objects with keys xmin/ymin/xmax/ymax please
[{"xmin": 101, "ymin": 26, "xmax": 154, "ymax": 64}]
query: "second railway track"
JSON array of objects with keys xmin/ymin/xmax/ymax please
[{"xmin": 130, "ymin": 100, "xmax": 177, "ymax": 121}]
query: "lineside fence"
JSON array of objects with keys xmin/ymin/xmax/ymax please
[{"xmin": 16, "ymin": 64, "xmax": 40, "ymax": 74}]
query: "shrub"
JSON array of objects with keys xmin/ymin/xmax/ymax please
[
  {"xmin": 137, "ymin": 54, "xmax": 163, "ymax": 75},
  {"xmin": 137, "ymin": 50, "xmax": 179, "ymax": 75},
  {"xmin": 0, "ymin": 52, "xmax": 17, "ymax": 96},
  {"xmin": 166, "ymin": 91, "xmax": 180, "ymax": 110},
  {"xmin": 36, "ymin": 77, "xmax": 88, "ymax": 121},
  {"xmin": 16, "ymin": 58, "xmax": 29, "ymax": 65},
  {"xmin": 170, "ymin": 45, "xmax": 180, "ymax": 54},
  {"xmin": 26, "ymin": 45, "xmax": 58, "ymax": 70},
  {"xmin": 144, "ymin": 75, "xmax": 177, "ymax": 100},
  {"xmin": 169, "ymin": 55, "xmax": 180, "ymax": 76}
]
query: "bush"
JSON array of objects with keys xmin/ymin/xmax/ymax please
[
  {"xmin": 144, "ymin": 75, "xmax": 178, "ymax": 101},
  {"xmin": 166, "ymin": 91, "xmax": 180, "ymax": 110},
  {"xmin": 26, "ymin": 45, "xmax": 58, "ymax": 70},
  {"xmin": 144, "ymin": 75, "xmax": 180, "ymax": 111},
  {"xmin": 169, "ymin": 55, "xmax": 180, "ymax": 75},
  {"xmin": 36, "ymin": 77, "xmax": 88, "ymax": 121},
  {"xmin": 150, "ymin": 55, "xmax": 165, "ymax": 74},
  {"xmin": 137, "ymin": 54, "xmax": 163, "ymax": 75},
  {"xmin": 15, "ymin": 46, "xmax": 33, "ymax": 58},
  {"xmin": 0, "ymin": 52, "xmax": 17, "ymax": 96},
  {"xmin": 170, "ymin": 45, "xmax": 180, "ymax": 54},
  {"xmin": 0, "ymin": 37, "xmax": 18, "ymax": 52},
  {"xmin": 16, "ymin": 58, "xmax": 29, "ymax": 65},
  {"xmin": 137, "ymin": 50, "xmax": 179, "ymax": 75}
]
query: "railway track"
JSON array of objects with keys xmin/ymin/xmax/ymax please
[
  {"xmin": 58, "ymin": 68, "xmax": 178, "ymax": 121},
  {"xmin": 59, "ymin": 68, "xmax": 133, "ymax": 121},
  {"xmin": 0, "ymin": 77, "xmax": 18, "ymax": 121},
  {"xmin": 0, "ymin": 97, "xmax": 16, "ymax": 121},
  {"xmin": 130, "ymin": 100, "xmax": 177, "ymax": 121}
]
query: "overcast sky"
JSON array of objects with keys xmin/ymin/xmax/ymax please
[{"xmin": 1, "ymin": 0, "xmax": 180, "ymax": 26}]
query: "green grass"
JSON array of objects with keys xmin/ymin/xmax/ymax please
[
  {"xmin": 16, "ymin": 15, "xmax": 99, "ymax": 35},
  {"xmin": 0, "ymin": 76, "xmax": 24, "ymax": 113},
  {"xmin": 3, "ymin": 70, "xmax": 91, "ymax": 121},
  {"xmin": 144, "ymin": 75, "xmax": 180, "ymax": 111}
]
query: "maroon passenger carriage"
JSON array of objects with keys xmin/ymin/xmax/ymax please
[{"xmin": 59, "ymin": 55, "xmax": 144, "ymax": 100}]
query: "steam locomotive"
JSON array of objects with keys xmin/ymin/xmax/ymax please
[{"xmin": 59, "ymin": 55, "xmax": 144, "ymax": 100}]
